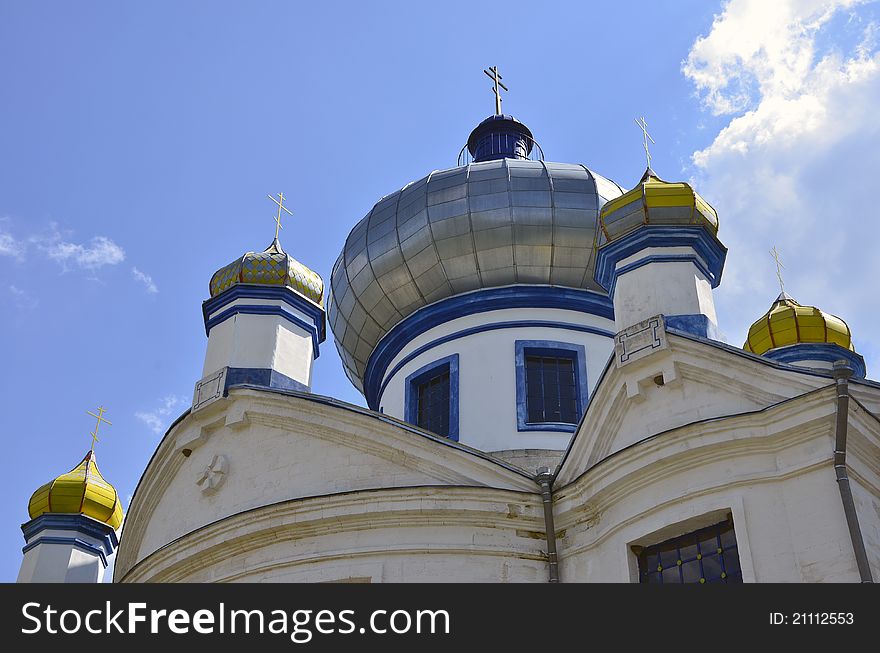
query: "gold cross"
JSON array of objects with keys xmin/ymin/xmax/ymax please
[
  {"xmin": 635, "ymin": 116, "xmax": 656, "ymax": 170},
  {"xmin": 484, "ymin": 66, "xmax": 508, "ymax": 115},
  {"xmin": 267, "ymin": 192, "xmax": 293, "ymax": 240},
  {"xmin": 86, "ymin": 406, "xmax": 111, "ymax": 452},
  {"xmin": 770, "ymin": 246, "xmax": 785, "ymax": 294}
]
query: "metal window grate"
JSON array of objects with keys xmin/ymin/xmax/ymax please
[
  {"xmin": 636, "ymin": 517, "xmax": 743, "ymax": 584},
  {"xmin": 524, "ymin": 355, "xmax": 578, "ymax": 424}
]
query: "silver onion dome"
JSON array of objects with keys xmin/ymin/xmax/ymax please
[{"xmin": 328, "ymin": 156, "xmax": 625, "ymax": 392}]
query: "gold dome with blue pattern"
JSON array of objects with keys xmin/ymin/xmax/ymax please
[{"xmin": 210, "ymin": 237, "xmax": 324, "ymax": 306}]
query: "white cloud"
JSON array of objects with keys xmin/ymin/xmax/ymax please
[
  {"xmin": 0, "ymin": 228, "xmax": 25, "ymax": 260},
  {"xmin": 132, "ymin": 267, "xmax": 158, "ymax": 294},
  {"xmin": 683, "ymin": 0, "xmax": 867, "ymax": 115},
  {"xmin": 136, "ymin": 395, "xmax": 187, "ymax": 435},
  {"xmin": 35, "ymin": 224, "xmax": 125, "ymax": 270},
  {"xmin": 683, "ymin": 0, "xmax": 880, "ymax": 372}
]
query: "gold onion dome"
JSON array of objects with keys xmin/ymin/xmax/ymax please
[
  {"xmin": 28, "ymin": 450, "xmax": 123, "ymax": 530},
  {"xmin": 209, "ymin": 237, "xmax": 324, "ymax": 305},
  {"xmin": 743, "ymin": 292, "xmax": 855, "ymax": 356},
  {"xmin": 599, "ymin": 168, "xmax": 719, "ymax": 244}
]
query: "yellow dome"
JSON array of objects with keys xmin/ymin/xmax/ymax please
[
  {"xmin": 743, "ymin": 293, "xmax": 855, "ymax": 356},
  {"xmin": 210, "ymin": 238, "xmax": 324, "ymax": 305},
  {"xmin": 28, "ymin": 451, "xmax": 123, "ymax": 530},
  {"xmin": 599, "ymin": 169, "xmax": 719, "ymax": 244}
]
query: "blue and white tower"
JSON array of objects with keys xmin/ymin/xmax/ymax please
[
  {"xmin": 193, "ymin": 201, "xmax": 326, "ymax": 410},
  {"xmin": 328, "ymin": 113, "xmax": 626, "ymax": 463},
  {"xmin": 595, "ymin": 168, "xmax": 727, "ymax": 338}
]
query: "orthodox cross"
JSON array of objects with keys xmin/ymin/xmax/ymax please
[
  {"xmin": 87, "ymin": 406, "xmax": 111, "ymax": 452},
  {"xmin": 770, "ymin": 246, "xmax": 786, "ymax": 294},
  {"xmin": 634, "ymin": 116, "xmax": 655, "ymax": 170},
  {"xmin": 484, "ymin": 66, "xmax": 508, "ymax": 115},
  {"xmin": 267, "ymin": 192, "xmax": 293, "ymax": 240}
]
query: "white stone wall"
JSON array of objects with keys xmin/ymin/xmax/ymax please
[
  {"xmin": 613, "ymin": 246, "xmax": 716, "ymax": 331},
  {"xmin": 203, "ymin": 312, "xmax": 314, "ymax": 387},
  {"xmin": 555, "ymin": 330, "xmax": 880, "ymax": 582},
  {"xmin": 115, "ymin": 389, "xmax": 540, "ymax": 582},
  {"xmin": 120, "ymin": 487, "xmax": 548, "ymax": 583},
  {"xmin": 117, "ymin": 332, "xmax": 880, "ymax": 584},
  {"xmin": 555, "ymin": 425, "xmax": 870, "ymax": 582},
  {"xmin": 18, "ymin": 528, "xmax": 108, "ymax": 583},
  {"xmin": 377, "ymin": 307, "xmax": 615, "ymax": 453}
]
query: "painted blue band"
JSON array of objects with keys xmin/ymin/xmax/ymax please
[
  {"xmin": 607, "ymin": 254, "xmax": 715, "ymax": 298},
  {"xmin": 515, "ymin": 340, "xmax": 588, "ymax": 433},
  {"xmin": 22, "ymin": 536, "xmax": 110, "ymax": 567},
  {"xmin": 595, "ymin": 226, "xmax": 727, "ymax": 292},
  {"xmin": 375, "ymin": 320, "xmax": 614, "ymax": 409},
  {"xmin": 21, "ymin": 514, "xmax": 118, "ymax": 562},
  {"xmin": 205, "ymin": 305, "xmax": 322, "ymax": 359},
  {"xmin": 202, "ymin": 284, "xmax": 326, "ymax": 342},
  {"xmin": 763, "ymin": 343, "xmax": 866, "ymax": 379},
  {"xmin": 665, "ymin": 313, "xmax": 722, "ymax": 340},
  {"xmin": 364, "ymin": 285, "xmax": 614, "ymax": 410},
  {"xmin": 403, "ymin": 354, "xmax": 460, "ymax": 441},
  {"xmin": 225, "ymin": 367, "xmax": 311, "ymax": 393}
]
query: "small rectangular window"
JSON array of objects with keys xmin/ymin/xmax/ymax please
[
  {"xmin": 416, "ymin": 368, "xmax": 451, "ymax": 437},
  {"xmin": 404, "ymin": 354, "xmax": 459, "ymax": 441}
]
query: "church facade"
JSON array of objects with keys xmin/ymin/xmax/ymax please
[{"xmin": 19, "ymin": 104, "xmax": 880, "ymax": 584}]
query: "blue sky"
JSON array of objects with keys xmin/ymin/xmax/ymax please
[{"xmin": 2, "ymin": 1, "xmax": 878, "ymax": 582}]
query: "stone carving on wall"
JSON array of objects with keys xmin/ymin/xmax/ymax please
[{"xmin": 196, "ymin": 454, "xmax": 228, "ymax": 493}]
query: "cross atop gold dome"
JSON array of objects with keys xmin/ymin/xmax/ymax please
[
  {"xmin": 86, "ymin": 406, "xmax": 111, "ymax": 452},
  {"xmin": 634, "ymin": 116, "xmax": 655, "ymax": 171},
  {"xmin": 770, "ymin": 246, "xmax": 786, "ymax": 295},
  {"xmin": 267, "ymin": 192, "xmax": 293, "ymax": 241}
]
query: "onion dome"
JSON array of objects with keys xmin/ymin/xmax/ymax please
[
  {"xmin": 28, "ymin": 451, "xmax": 123, "ymax": 530},
  {"xmin": 466, "ymin": 114, "xmax": 536, "ymax": 162},
  {"xmin": 209, "ymin": 237, "xmax": 324, "ymax": 305},
  {"xmin": 599, "ymin": 168, "xmax": 719, "ymax": 245},
  {"xmin": 743, "ymin": 292, "xmax": 855, "ymax": 356},
  {"xmin": 328, "ymin": 113, "xmax": 625, "ymax": 391}
]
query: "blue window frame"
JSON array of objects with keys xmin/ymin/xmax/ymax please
[
  {"xmin": 515, "ymin": 340, "xmax": 587, "ymax": 432},
  {"xmin": 404, "ymin": 354, "xmax": 459, "ymax": 441}
]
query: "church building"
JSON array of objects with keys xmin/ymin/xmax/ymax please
[{"xmin": 18, "ymin": 74, "xmax": 880, "ymax": 583}]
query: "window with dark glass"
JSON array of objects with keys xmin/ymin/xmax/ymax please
[
  {"xmin": 634, "ymin": 516, "xmax": 743, "ymax": 584},
  {"xmin": 524, "ymin": 353, "xmax": 578, "ymax": 424},
  {"xmin": 415, "ymin": 367, "xmax": 451, "ymax": 438}
]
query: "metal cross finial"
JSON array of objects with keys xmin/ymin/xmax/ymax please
[
  {"xmin": 770, "ymin": 246, "xmax": 786, "ymax": 294},
  {"xmin": 86, "ymin": 406, "xmax": 111, "ymax": 452},
  {"xmin": 267, "ymin": 192, "xmax": 293, "ymax": 241},
  {"xmin": 634, "ymin": 116, "xmax": 655, "ymax": 170},
  {"xmin": 484, "ymin": 66, "xmax": 508, "ymax": 116}
]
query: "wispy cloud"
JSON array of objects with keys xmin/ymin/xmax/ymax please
[
  {"xmin": 135, "ymin": 395, "xmax": 186, "ymax": 435},
  {"xmin": 132, "ymin": 267, "xmax": 158, "ymax": 294},
  {"xmin": 8, "ymin": 285, "xmax": 38, "ymax": 309},
  {"xmin": 0, "ymin": 226, "xmax": 25, "ymax": 260},
  {"xmin": 683, "ymin": 0, "xmax": 880, "ymax": 370},
  {"xmin": 3, "ymin": 221, "xmax": 127, "ymax": 271},
  {"xmin": 40, "ymin": 225, "xmax": 126, "ymax": 271}
]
